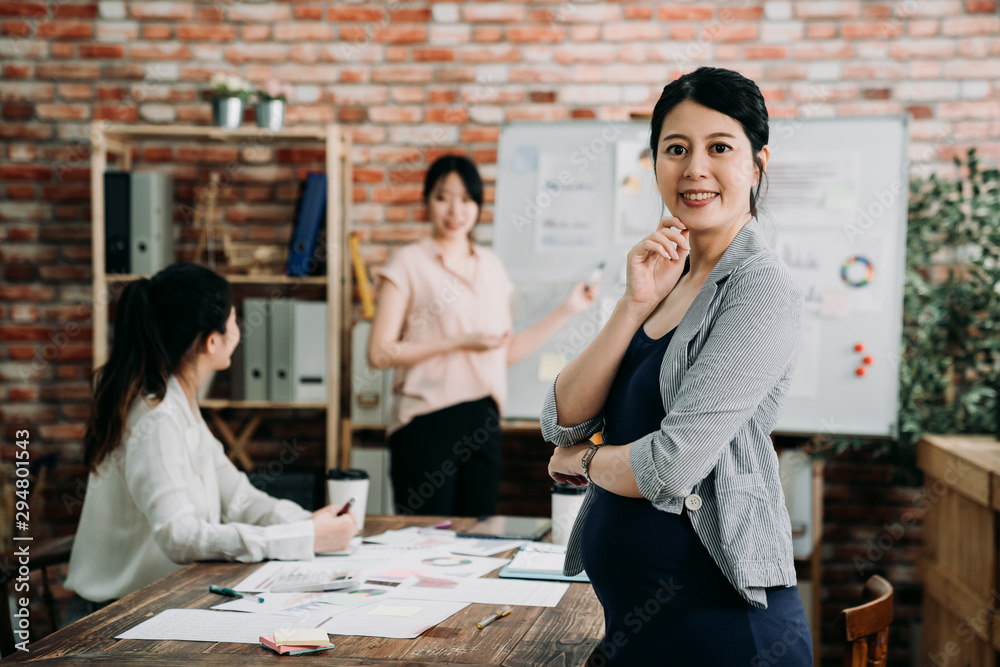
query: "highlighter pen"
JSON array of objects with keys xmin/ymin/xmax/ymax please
[
  {"xmin": 476, "ymin": 605, "xmax": 512, "ymax": 629},
  {"xmin": 208, "ymin": 584, "xmax": 265, "ymax": 604},
  {"xmin": 336, "ymin": 496, "xmax": 357, "ymax": 517},
  {"xmin": 587, "ymin": 261, "xmax": 606, "ymax": 287}
]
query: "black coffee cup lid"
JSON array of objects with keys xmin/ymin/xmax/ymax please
[
  {"xmin": 327, "ymin": 468, "xmax": 369, "ymax": 480},
  {"xmin": 552, "ymin": 481, "xmax": 587, "ymax": 495}
]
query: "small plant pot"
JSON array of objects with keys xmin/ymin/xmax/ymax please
[
  {"xmin": 255, "ymin": 100, "xmax": 285, "ymax": 131},
  {"xmin": 211, "ymin": 97, "xmax": 243, "ymax": 129}
]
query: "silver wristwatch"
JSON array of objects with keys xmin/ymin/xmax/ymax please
[{"xmin": 580, "ymin": 444, "xmax": 602, "ymax": 483}]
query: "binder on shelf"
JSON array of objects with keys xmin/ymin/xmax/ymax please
[
  {"xmin": 130, "ymin": 172, "xmax": 174, "ymax": 276},
  {"xmin": 286, "ymin": 172, "xmax": 327, "ymax": 278},
  {"xmin": 269, "ymin": 299, "xmax": 293, "ymax": 402},
  {"xmin": 350, "ymin": 321, "xmax": 386, "ymax": 427},
  {"xmin": 104, "ymin": 172, "xmax": 130, "ymax": 274},
  {"xmin": 242, "ymin": 299, "xmax": 270, "ymax": 401},
  {"xmin": 292, "ymin": 301, "xmax": 327, "ymax": 402}
]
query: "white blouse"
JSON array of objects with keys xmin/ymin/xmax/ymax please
[{"xmin": 65, "ymin": 376, "xmax": 315, "ymax": 602}]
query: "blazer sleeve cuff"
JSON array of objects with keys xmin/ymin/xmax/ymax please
[
  {"xmin": 539, "ymin": 376, "xmax": 604, "ymax": 447},
  {"xmin": 629, "ymin": 432, "xmax": 693, "ymax": 504},
  {"xmin": 265, "ymin": 520, "xmax": 315, "ymax": 561}
]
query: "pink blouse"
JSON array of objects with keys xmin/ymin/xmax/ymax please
[{"xmin": 377, "ymin": 237, "xmax": 514, "ymax": 434}]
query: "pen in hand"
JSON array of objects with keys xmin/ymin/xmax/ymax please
[
  {"xmin": 208, "ymin": 584, "xmax": 265, "ymax": 604},
  {"xmin": 336, "ymin": 496, "xmax": 357, "ymax": 517},
  {"xmin": 476, "ymin": 605, "xmax": 512, "ymax": 629}
]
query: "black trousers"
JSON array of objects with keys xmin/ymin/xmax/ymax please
[{"xmin": 388, "ymin": 397, "xmax": 502, "ymax": 517}]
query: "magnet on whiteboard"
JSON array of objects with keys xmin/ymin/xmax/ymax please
[
  {"xmin": 854, "ymin": 343, "xmax": 865, "ymax": 353},
  {"xmin": 863, "ymin": 356, "xmax": 873, "ymax": 365},
  {"xmin": 856, "ymin": 367, "xmax": 867, "ymax": 377}
]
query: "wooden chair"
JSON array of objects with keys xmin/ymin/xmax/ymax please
[
  {"xmin": 836, "ymin": 574, "xmax": 893, "ymax": 667},
  {"xmin": 0, "ymin": 535, "xmax": 75, "ymax": 656}
]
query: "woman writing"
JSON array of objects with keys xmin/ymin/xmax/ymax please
[
  {"xmin": 65, "ymin": 263, "xmax": 356, "ymax": 623},
  {"xmin": 369, "ymin": 155, "xmax": 597, "ymax": 517},
  {"xmin": 543, "ymin": 67, "xmax": 811, "ymax": 664}
]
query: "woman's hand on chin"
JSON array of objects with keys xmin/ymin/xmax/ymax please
[{"xmin": 623, "ymin": 216, "xmax": 690, "ymax": 312}]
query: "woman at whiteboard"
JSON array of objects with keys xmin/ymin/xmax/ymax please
[
  {"xmin": 64, "ymin": 264, "xmax": 357, "ymax": 623},
  {"xmin": 368, "ymin": 155, "xmax": 598, "ymax": 517},
  {"xmin": 543, "ymin": 67, "xmax": 812, "ymax": 665}
]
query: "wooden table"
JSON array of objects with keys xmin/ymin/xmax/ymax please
[{"xmin": 2, "ymin": 516, "xmax": 602, "ymax": 666}]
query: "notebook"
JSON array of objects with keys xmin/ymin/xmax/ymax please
[
  {"xmin": 497, "ymin": 542, "xmax": 590, "ymax": 583},
  {"xmin": 458, "ymin": 516, "xmax": 551, "ymax": 541}
]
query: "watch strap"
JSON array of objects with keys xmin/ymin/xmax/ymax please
[{"xmin": 580, "ymin": 444, "xmax": 602, "ymax": 483}]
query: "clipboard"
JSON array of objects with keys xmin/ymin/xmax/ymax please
[{"xmin": 458, "ymin": 516, "xmax": 551, "ymax": 541}]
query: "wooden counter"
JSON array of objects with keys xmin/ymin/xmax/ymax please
[{"xmin": 918, "ymin": 434, "xmax": 1000, "ymax": 664}]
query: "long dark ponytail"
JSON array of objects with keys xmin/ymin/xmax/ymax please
[{"xmin": 85, "ymin": 263, "xmax": 232, "ymax": 471}]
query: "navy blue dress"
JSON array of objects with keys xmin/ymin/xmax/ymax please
[{"xmin": 580, "ymin": 325, "xmax": 812, "ymax": 666}]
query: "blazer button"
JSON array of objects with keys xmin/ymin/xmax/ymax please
[{"xmin": 684, "ymin": 494, "xmax": 702, "ymax": 511}]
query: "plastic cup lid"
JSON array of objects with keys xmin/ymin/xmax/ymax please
[
  {"xmin": 552, "ymin": 481, "xmax": 587, "ymax": 495},
  {"xmin": 326, "ymin": 468, "xmax": 369, "ymax": 480}
]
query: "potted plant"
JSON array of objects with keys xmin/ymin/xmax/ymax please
[
  {"xmin": 254, "ymin": 78, "xmax": 292, "ymax": 131},
  {"xmin": 210, "ymin": 73, "xmax": 252, "ymax": 129}
]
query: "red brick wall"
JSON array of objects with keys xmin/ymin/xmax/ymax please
[{"xmin": 2, "ymin": 1, "xmax": 998, "ymax": 663}]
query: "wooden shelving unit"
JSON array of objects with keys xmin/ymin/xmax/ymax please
[
  {"xmin": 106, "ymin": 274, "xmax": 329, "ymax": 286},
  {"xmin": 90, "ymin": 122, "xmax": 352, "ymax": 472}
]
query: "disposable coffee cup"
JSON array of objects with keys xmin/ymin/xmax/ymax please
[
  {"xmin": 327, "ymin": 468, "xmax": 370, "ymax": 530},
  {"xmin": 551, "ymin": 481, "xmax": 587, "ymax": 545}
]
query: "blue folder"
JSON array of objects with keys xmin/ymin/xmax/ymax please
[{"xmin": 286, "ymin": 172, "xmax": 327, "ymax": 277}]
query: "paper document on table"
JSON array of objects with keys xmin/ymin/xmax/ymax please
[
  {"xmin": 449, "ymin": 538, "xmax": 526, "ymax": 557},
  {"xmin": 115, "ymin": 609, "xmax": 330, "ymax": 643},
  {"xmin": 321, "ymin": 598, "xmax": 468, "ymax": 639},
  {"xmin": 369, "ymin": 552, "xmax": 510, "ymax": 581},
  {"xmin": 507, "ymin": 542, "xmax": 569, "ymax": 575},
  {"xmin": 212, "ymin": 584, "xmax": 404, "ymax": 614},
  {"xmin": 409, "ymin": 577, "xmax": 569, "ymax": 607},
  {"xmin": 233, "ymin": 560, "xmax": 379, "ymax": 592},
  {"xmin": 363, "ymin": 526, "xmax": 457, "ymax": 548}
]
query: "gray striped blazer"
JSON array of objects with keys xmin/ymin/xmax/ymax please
[{"xmin": 540, "ymin": 218, "xmax": 802, "ymax": 608}]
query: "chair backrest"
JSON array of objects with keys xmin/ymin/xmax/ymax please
[
  {"xmin": 0, "ymin": 535, "xmax": 75, "ymax": 657},
  {"xmin": 836, "ymin": 574, "xmax": 893, "ymax": 667}
]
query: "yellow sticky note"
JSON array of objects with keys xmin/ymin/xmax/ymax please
[
  {"xmin": 367, "ymin": 605, "xmax": 423, "ymax": 617},
  {"xmin": 273, "ymin": 628, "xmax": 330, "ymax": 647},
  {"xmin": 823, "ymin": 182, "xmax": 854, "ymax": 210},
  {"xmin": 537, "ymin": 352, "xmax": 568, "ymax": 383}
]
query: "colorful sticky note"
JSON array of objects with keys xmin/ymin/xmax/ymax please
[
  {"xmin": 819, "ymin": 290, "xmax": 850, "ymax": 318},
  {"xmin": 823, "ymin": 182, "xmax": 854, "ymax": 210},
  {"xmin": 273, "ymin": 628, "xmax": 330, "ymax": 647}
]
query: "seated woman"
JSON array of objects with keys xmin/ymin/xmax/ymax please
[{"xmin": 64, "ymin": 263, "xmax": 356, "ymax": 623}]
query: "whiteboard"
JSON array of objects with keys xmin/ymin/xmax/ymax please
[{"xmin": 493, "ymin": 116, "xmax": 909, "ymax": 438}]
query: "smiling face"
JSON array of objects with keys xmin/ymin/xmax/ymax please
[
  {"xmin": 654, "ymin": 99, "xmax": 768, "ymax": 232},
  {"xmin": 428, "ymin": 171, "xmax": 480, "ymax": 242}
]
